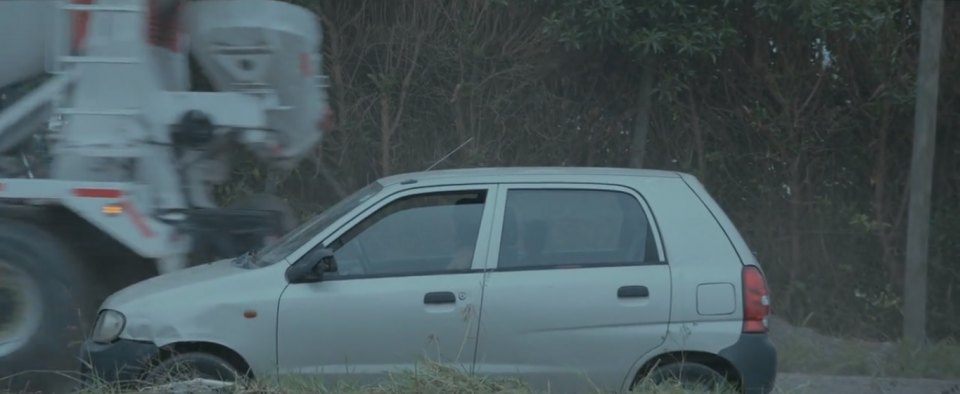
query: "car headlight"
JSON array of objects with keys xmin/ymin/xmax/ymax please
[{"xmin": 91, "ymin": 309, "xmax": 126, "ymax": 344}]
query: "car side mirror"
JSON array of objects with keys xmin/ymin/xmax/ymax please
[{"xmin": 285, "ymin": 247, "xmax": 336, "ymax": 284}]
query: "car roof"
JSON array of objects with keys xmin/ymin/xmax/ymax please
[{"xmin": 376, "ymin": 166, "xmax": 684, "ymax": 187}]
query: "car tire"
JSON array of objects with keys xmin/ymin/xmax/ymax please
[
  {"xmin": 0, "ymin": 218, "xmax": 96, "ymax": 394},
  {"xmin": 645, "ymin": 361, "xmax": 733, "ymax": 392},
  {"xmin": 142, "ymin": 352, "xmax": 244, "ymax": 387}
]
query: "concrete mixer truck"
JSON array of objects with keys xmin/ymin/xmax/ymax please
[{"xmin": 0, "ymin": 0, "xmax": 332, "ymax": 390}]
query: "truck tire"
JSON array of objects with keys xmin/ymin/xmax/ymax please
[{"xmin": 0, "ymin": 218, "xmax": 96, "ymax": 393}]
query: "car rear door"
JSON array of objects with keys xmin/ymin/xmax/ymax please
[{"xmin": 472, "ymin": 182, "xmax": 672, "ymax": 392}]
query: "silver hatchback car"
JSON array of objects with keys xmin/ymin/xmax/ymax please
[{"xmin": 79, "ymin": 167, "xmax": 777, "ymax": 393}]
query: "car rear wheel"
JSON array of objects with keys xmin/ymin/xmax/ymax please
[{"xmin": 643, "ymin": 362, "xmax": 735, "ymax": 392}]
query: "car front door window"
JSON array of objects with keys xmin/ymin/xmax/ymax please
[{"xmin": 328, "ymin": 190, "xmax": 488, "ymax": 277}]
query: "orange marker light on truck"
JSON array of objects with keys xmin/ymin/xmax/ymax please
[{"xmin": 102, "ymin": 204, "xmax": 124, "ymax": 216}]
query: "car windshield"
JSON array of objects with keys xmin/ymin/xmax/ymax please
[{"xmin": 245, "ymin": 181, "xmax": 384, "ymax": 268}]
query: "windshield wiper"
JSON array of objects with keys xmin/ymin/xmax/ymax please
[{"xmin": 231, "ymin": 249, "xmax": 259, "ymax": 268}]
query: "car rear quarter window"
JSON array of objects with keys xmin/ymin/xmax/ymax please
[{"xmin": 496, "ymin": 188, "xmax": 661, "ymax": 270}]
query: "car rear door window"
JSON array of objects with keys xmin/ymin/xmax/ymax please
[{"xmin": 497, "ymin": 188, "xmax": 660, "ymax": 270}]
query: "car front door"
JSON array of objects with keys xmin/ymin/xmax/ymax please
[
  {"xmin": 276, "ymin": 184, "xmax": 498, "ymax": 386},
  {"xmin": 473, "ymin": 183, "xmax": 672, "ymax": 392}
]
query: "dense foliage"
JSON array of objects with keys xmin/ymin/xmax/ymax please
[
  {"xmin": 252, "ymin": 0, "xmax": 960, "ymax": 341},
  {"xmin": 2, "ymin": 0, "xmax": 954, "ymax": 341}
]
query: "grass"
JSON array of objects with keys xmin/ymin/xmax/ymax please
[
  {"xmin": 774, "ymin": 332, "xmax": 960, "ymax": 380},
  {"xmin": 65, "ymin": 360, "xmax": 748, "ymax": 394},
  {"xmin": 3, "ymin": 340, "xmax": 960, "ymax": 394},
  {"xmin": 3, "ymin": 326, "xmax": 959, "ymax": 393},
  {"xmin": 5, "ymin": 353, "xmax": 957, "ymax": 394}
]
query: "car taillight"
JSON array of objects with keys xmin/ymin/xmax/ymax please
[{"xmin": 742, "ymin": 265, "xmax": 770, "ymax": 333}]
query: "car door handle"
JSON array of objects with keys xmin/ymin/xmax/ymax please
[
  {"xmin": 617, "ymin": 285, "xmax": 649, "ymax": 298},
  {"xmin": 424, "ymin": 291, "xmax": 456, "ymax": 304}
]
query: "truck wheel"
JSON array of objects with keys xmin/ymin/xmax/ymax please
[{"xmin": 0, "ymin": 219, "xmax": 95, "ymax": 393}]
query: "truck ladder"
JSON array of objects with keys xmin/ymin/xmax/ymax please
[
  {"xmin": 49, "ymin": 1, "xmax": 148, "ymax": 119},
  {"xmin": 51, "ymin": 1, "xmax": 146, "ymax": 70}
]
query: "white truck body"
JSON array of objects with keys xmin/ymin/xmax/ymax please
[
  {"xmin": 0, "ymin": 2, "xmax": 61, "ymax": 88},
  {"xmin": 0, "ymin": 0, "xmax": 329, "ymax": 269},
  {"xmin": 0, "ymin": 1, "xmax": 332, "ymax": 390}
]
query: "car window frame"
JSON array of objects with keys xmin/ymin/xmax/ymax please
[
  {"xmin": 277, "ymin": 183, "xmax": 394, "ymax": 267},
  {"xmin": 483, "ymin": 182, "xmax": 667, "ymax": 272},
  {"xmin": 313, "ymin": 183, "xmax": 502, "ymax": 281}
]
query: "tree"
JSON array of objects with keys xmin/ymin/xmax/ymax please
[
  {"xmin": 270, "ymin": 0, "xmax": 960, "ymax": 340},
  {"xmin": 530, "ymin": 0, "xmax": 737, "ymax": 168},
  {"xmin": 903, "ymin": 0, "xmax": 945, "ymax": 344}
]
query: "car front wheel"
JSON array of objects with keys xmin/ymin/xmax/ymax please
[{"xmin": 141, "ymin": 352, "xmax": 245, "ymax": 391}]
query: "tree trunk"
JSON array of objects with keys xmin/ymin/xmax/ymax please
[
  {"xmin": 687, "ymin": 91, "xmax": 706, "ymax": 180},
  {"xmin": 903, "ymin": 0, "xmax": 944, "ymax": 344},
  {"xmin": 380, "ymin": 94, "xmax": 393, "ymax": 176},
  {"xmin": 628, "ymin": 57, "xmax": 655, "ymax": 169},
  {"xmin": 780, "ymin": 154, "xmax": 803, "ymax": 314}
]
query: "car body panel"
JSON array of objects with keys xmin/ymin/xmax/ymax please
[
  {"xmin": 632, "ymin": 176, "xmax": 744, "ymax": 340},
  {"xmin": 474, "ymin": 266, "xmax": 672, "ymax": 392},
  {"xmin": 105, "ymin": 258, "xmax": 290, "ymax": 375},
  {"xmin": 677, "ymin": 172, "xmax": 761, "ymax": 268},
  {"xmin": 616, "ymin": 175, "xmax": 761, "ymax": 391},
  {"xmin": 275, "ymin": 272, "xmax": 486, "ymax": 385}
]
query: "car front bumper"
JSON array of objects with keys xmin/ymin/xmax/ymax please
[
  {"xmin": 719, "ymin": 333, "xmax": 778, "ymax": 394},
  {"xmin": 78, "ymin": 338, "xmax": 161, "ymax": 386}
]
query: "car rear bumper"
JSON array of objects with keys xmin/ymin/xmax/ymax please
[
  {"xmin": 78, "ymin": 338, "xmax": 160, "ymax": 386},
  {"xmin": 719, "ymin": 332, "xmax": 778, "ymax": 394}
]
